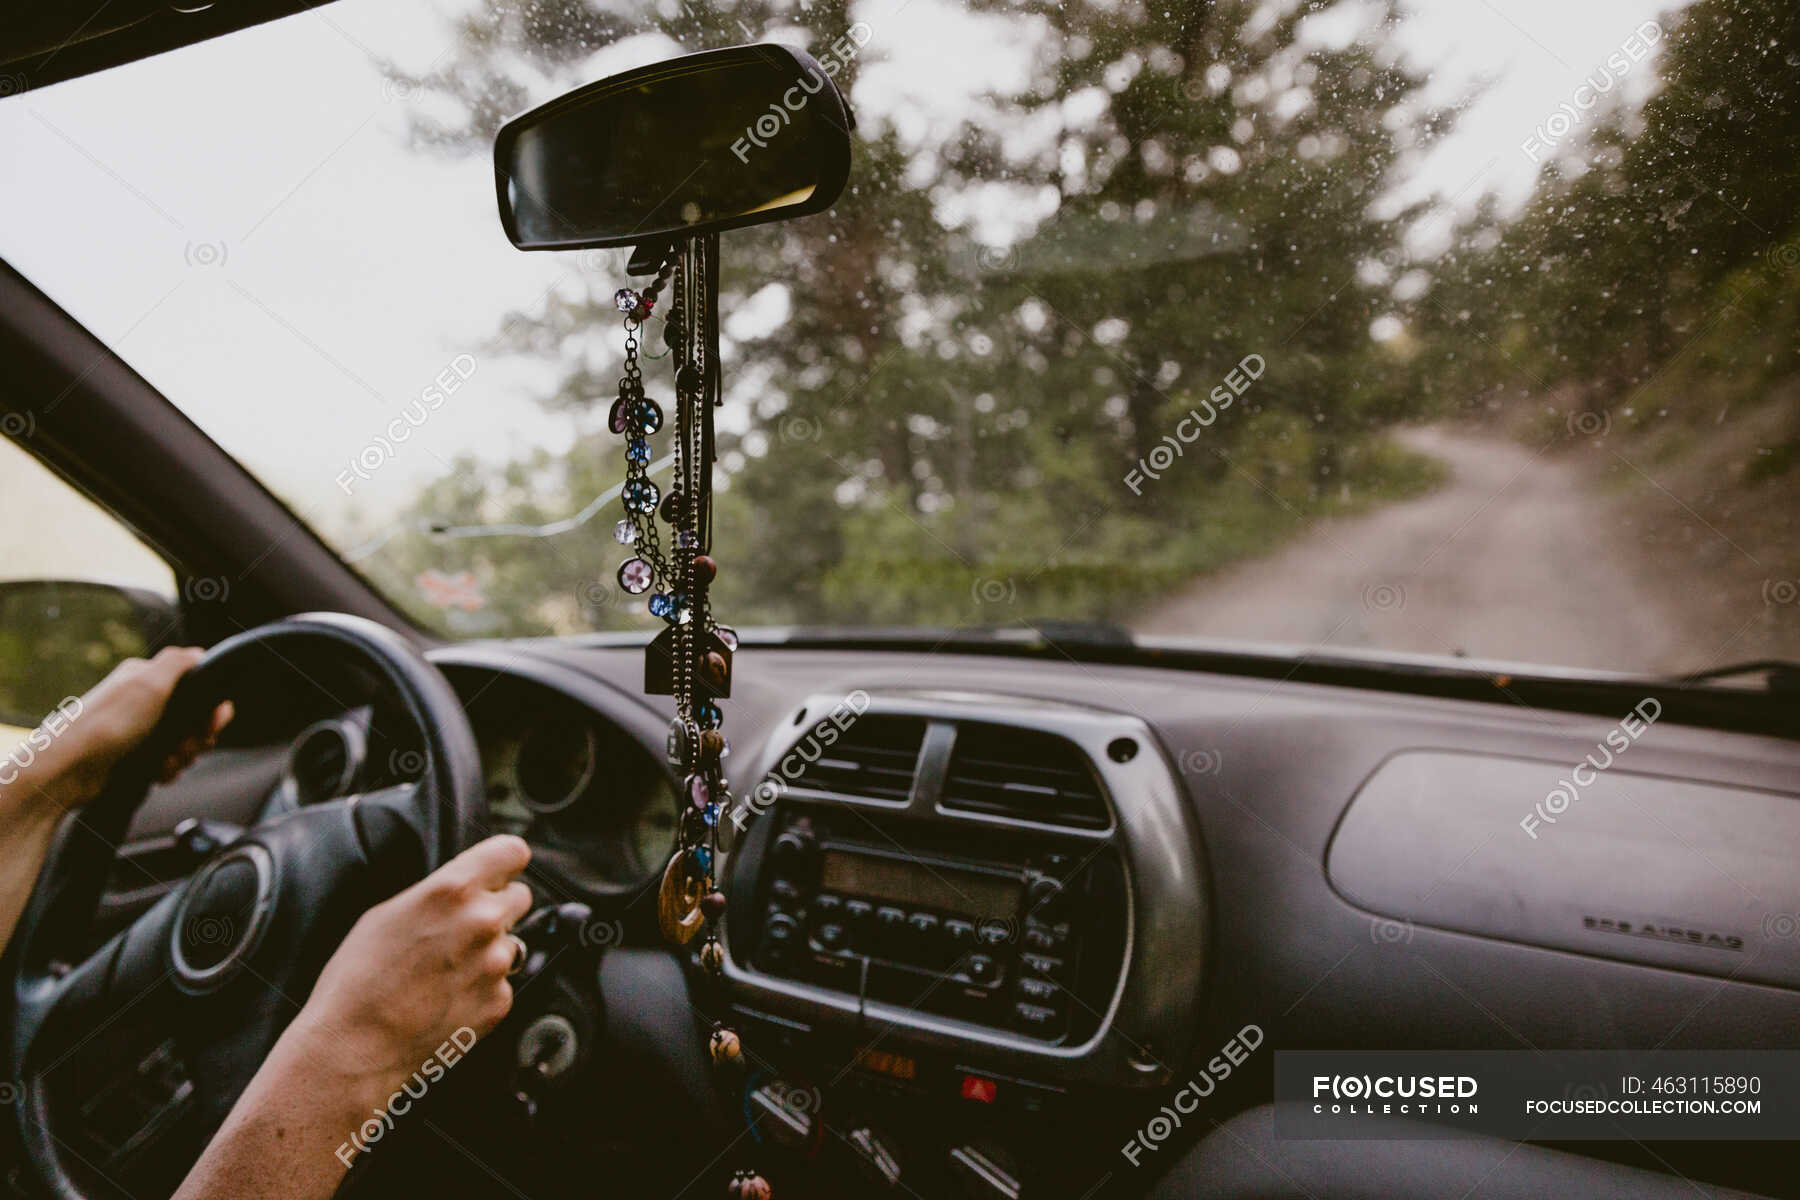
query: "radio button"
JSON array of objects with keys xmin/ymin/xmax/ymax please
[
  {"xmin": 771, "ymin": 879, "xmax": 802, "ymax": 905},
  {"xmin": 963, "ymin": 953, "xmax": 997, "ymax": 984},
  {"xmin": 906, "ymin": 912, "xmax": 940, "ymax": 939},
  {"xmin": 1012, "ymin": 1001, "xmax": 1060, "ymax": 1032},
  {"xmin": 812, "ymin": 893, "xmax": 844, "ymax": 917},
  {"xmin": 1026, "ymin": 873, "xmax": 1065, "ymax": 914},
  {"xmin": 770, "ymin": 823, "xmax": 820, "ymax": 880},
  {"xmin": 1021, "ymin": 952, "xmax": 1067, "ymax": 981},
  {"xmin": 943, "ymin": 919, "xmax": 975, "ymax": 946},
  {"xmin": 844, "ymin": 899, "xmax": 875, "ymax": 925},
  {"xmin": 974, "ymin": 920, "xmax": 1011, "ymax": 947},
  {"xmin": 875, "ymin": 906, "xmax": 908, "ymax": 932},
  {"xmin": 763, "ymin": 913, "xmax": 800, "ymax": 966},
  {"xmin": 815, "ymin": 922, "xmax": 848, "ymax": 951},
  {"xmin": 1017, "ymin": 975, "xmax": 1059, "ymax": 1003}
]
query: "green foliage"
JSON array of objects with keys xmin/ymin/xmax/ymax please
[
  {"xmin": 1409, "ymin": 0, "xmax": 1800, "ymax": 417},
  {"xmin": 361, "ymin": 0, "xmax": 1453, "ymax": 636},
  {"xmin": 814, "ymin": 424, "xmax": 1443, "ymax": 627}
]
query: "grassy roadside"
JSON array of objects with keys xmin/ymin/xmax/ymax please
[
  {"xmin": 815, "ymin": 424, "xmax": 1448, "ymax": 629},
  {"xmin": 1504, "ymin": 266, "xmax": 1800, "ymax": 669}
]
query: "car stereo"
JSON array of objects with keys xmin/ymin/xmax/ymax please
[{"xmin": 738, "ymin": 807, "xmax": 1128, "ymax": 1042}]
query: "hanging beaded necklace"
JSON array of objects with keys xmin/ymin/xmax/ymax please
[{"xmin": 608, "ymin": 237, "xmax": 769, "ymax": 1200}]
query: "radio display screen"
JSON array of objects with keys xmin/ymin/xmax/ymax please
[{"xmin": 819, "ymin": 850, "xmax": 1020, "ymax": 921}]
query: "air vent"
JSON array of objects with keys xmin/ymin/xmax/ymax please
[
  {"xmin": 941, "ymin": 723, "xmax": 1110, "ymax": 829},
  {"xmin": 787, "ymin": 714, "xmax": 927, "ymax": 803}
]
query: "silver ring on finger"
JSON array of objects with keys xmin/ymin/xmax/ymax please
[{"xmin": 506, "ymin": 933, "xmax": 528, "ymax": 976}]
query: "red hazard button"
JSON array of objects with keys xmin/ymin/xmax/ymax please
[{"xmin": 960, "ymin": 1074, "xmax": 998, "ymax": 1103}]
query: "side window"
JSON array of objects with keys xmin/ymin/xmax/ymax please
[{"xmin": 0, "ymin": 436, "xmax": 178, "ymax": 739}]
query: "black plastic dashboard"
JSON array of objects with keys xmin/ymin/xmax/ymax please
[
  {"xmin": 468, "ymin": 638, "xmax": 1800, "ymax": 1044},
  {"xmin": 426, "ymin": 636, "xmax": 1800, "ymax": 1196},
  {"xmin": 92, "ymin": 635, "xmax": 1800, "ymax": 1196}
]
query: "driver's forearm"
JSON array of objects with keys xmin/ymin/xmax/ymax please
[
  {"xmin": 173, "ymin": 1017, "xmax": 394, "ymax": 1200},
  {"xmin": 0, "ymin": 762, "xmax": 77, "ymax": 958}
]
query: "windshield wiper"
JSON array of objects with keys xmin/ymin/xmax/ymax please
[
  {"xmin": 627, "ymin": 625, "xmax": 1793, "ymax": 740},
  {"xmin": 1671, "ymin": 659, "xmax": 1800, "ymax": 694}
]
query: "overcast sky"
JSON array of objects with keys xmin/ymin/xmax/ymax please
[{"xmin": 0, "ymin": 0, "xmax": 1677, "ymax": 557}]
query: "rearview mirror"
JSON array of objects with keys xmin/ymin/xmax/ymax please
[{"xmin": 493, "ymin": 43, "xmax": 855, "ymax": 252}]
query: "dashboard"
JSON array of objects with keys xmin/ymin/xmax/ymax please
[
  {"xmin": 432, "ymin": 638, "xmax": 1800, "ymax": 1198},
  {"xmin": 243, "ymin": 655, "xmax": 679, "ymax": 894},
  {"xmin": 446, "ymin": 664, "xmax": 677, "ymax": 891},
  {"xmin": 96, "ymin": 635, "xmax": 1800, "ymax": 1198}
]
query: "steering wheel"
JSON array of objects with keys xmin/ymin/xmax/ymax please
[{"xmin": 7, "ymin": 613, "xmax": 485, "ymax": 1200}]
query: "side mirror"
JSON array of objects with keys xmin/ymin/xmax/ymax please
[
  {"xmin": 493, "ymin": 43, "xmax": 854, "ymax": 252},
  {"xmin": 0, "ymin": 580, "xmax": 180, "ymax": 728}
]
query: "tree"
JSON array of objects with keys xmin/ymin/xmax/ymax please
[{"xmin": 356, "ymin": 0, "xmax": 1449, "ymax": 635}]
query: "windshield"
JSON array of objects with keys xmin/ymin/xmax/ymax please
[{"xmin": 2, "ymin": 0, "xmax": 1795, "ymax": 675}]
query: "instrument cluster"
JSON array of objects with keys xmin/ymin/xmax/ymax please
[{"xmin": 449, "ymin": 667, "xmax": 679, "ymax": 893}]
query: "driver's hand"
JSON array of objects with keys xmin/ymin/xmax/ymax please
[
  {"xmin": 174, "ymin": 837, "xmax": 535, "ymax": 1197},
  {"xmin": 285, "ymin": 835, "xmax": 534, "ymax": 1087},
  {"xmin": 4, "ymin": 646, "xmax": 233, "ymax": 816}
]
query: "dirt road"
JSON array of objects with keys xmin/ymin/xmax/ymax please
[{"xmin": 1133, "ymin": 426, "xmax": 1701, "ymax": 674}]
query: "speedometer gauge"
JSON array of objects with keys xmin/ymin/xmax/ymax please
[{"xmin": 515, "ymin": 717, "xmax": 598, "ymax": 814}]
